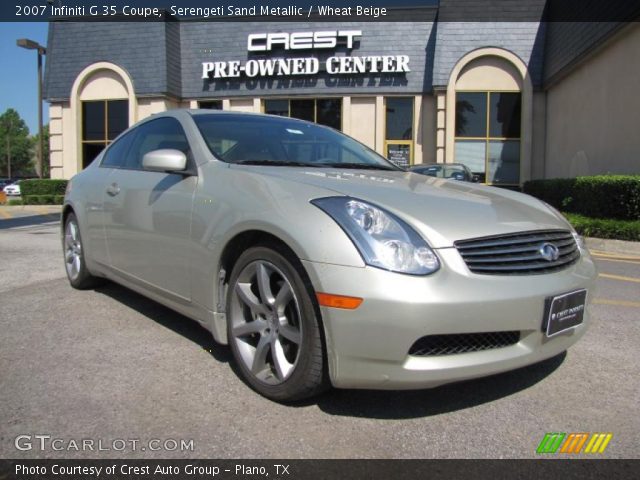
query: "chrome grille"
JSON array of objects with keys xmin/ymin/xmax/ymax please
[
  {"xmin": 455, "ymin": 230, "xmax": 579, "ymax": 275},
  {"xmin": 409, "ymin": 331, "xmax": 520, "ymax": 356}
]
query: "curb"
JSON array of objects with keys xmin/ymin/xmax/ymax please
[
  {"xmin": 0, "ymin": 205, "xmax": 62, "ymax": 212},
  {"xmin": 586, "ymin": 237, "xmax": 640, "ymax": 257}
]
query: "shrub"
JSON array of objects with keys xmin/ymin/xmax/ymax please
[
  {"xmin": 7, "ymin": 199, "xmax": 23, "ymax": 206},
  {"xmin": 564, "ymin": 213, "xmax": 640, "ymax": 242},
  {"xmin": 23, "ymin": 195, "xmax": 44, "ymax": 205},
  {"xmin": 20, "ymin": 179, "xmax": 68, "ymax": 197},
  {"xmin": 21, "ymin": 194, "xmax": 65, "ymax": 205},
  {"xmin": 523, "ymin": 175, "xmax": 640, "ymax": 221}
]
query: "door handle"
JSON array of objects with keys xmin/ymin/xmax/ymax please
[{"xmin": 106, "ymin": 183, "xmax": 120, "ymax": 197}]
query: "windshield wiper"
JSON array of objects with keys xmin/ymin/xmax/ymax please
[
  {"xmin": 316, "ymin": 162, "xmax": 399, "ymax": 171},
  {"xmin": 234, "ymin": 160, "xmax": 319, "ymax": 167}
]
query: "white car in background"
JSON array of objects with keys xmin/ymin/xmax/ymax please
[{"xmin": 3, "ymin": 180, "xmax": 21, "ymax": 196}]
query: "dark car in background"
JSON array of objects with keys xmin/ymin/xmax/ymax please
[{"xmin": 410, "ymin": 163, "xmax": 478, "ymax": 182}]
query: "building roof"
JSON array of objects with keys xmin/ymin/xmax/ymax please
[{"xmin": 43, "ymin": 2, "xmax": 635, "ymax": 101}]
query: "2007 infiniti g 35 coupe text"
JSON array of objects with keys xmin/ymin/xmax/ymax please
[{"xmin": 62, "ymin": 110, "xmax": 597, "ymax": 401}]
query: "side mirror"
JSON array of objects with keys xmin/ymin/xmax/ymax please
[{"xmin": 142, "ymin": 149, "xmax": 187, "ymax": 173}]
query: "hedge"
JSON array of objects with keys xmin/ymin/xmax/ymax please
[
  {"xmin": 564, "ymin": 213, "xmax": 640, "ymax": 242},
  {"xmin": 523, "ymin": 175, "xmax": 640, "ymax": 221},
  {"xmin": 20, "ymin": 179, "xmax": 68, "ymax": 197},
  {"xmin": 22, "ymin": 194, "xmax": 65, "ymax": 205}
]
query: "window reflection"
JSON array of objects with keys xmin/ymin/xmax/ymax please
[
  {"xmin": 81, "ymin": 99, "xmax": 129, "ymax": 169},
  {"xmin": 455, "ymin": 93, "xmax": 486, "ymax": 138},
  {"xmin": 454, "ymin": 92, "xmax": 521, "ymax": 185},
  {"xmin": 386, "ymin": 97, "xmax": 413, "ymax": 140},
  {"xmin": 264, "ymin": 99, "xmax": 342, "ymax": 130}
]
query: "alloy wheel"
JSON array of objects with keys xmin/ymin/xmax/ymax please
[
  {"xmin": 64, "ymin": 219, "xmax": 83, "ymax": 281},
  {"xmin": 229, "ymin": 260, "xmax": 303, "ymax": 385}
]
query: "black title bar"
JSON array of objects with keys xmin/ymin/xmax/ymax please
[
  {"xmin": 3, "ymin": 0, "xmax": 640, "ymax": 22},
  {"xmin": 1, "ymin": 459, "xmax": 638, "ymax": 480}
]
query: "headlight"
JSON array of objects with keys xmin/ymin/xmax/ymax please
[{"xmin": 311, "ymin": 197, "xmax": 440, "ymax": 275}]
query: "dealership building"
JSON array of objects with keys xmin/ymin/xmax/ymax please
[{"xmin": 43, "ymin": 2, "xmax": 640, "ymax": 185}]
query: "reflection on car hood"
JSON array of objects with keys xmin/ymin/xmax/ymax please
[{"xmin": 237, "ymin": 166, "xmax": 570, "ymax": 248}]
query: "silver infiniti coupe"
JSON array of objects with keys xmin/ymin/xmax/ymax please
[{"xmin": 62, "ymin": 110, "xmax": 597, "ymax": 401}]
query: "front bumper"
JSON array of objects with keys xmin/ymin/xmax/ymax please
[{"xmin": 302, "ymin": 246, "xmax": 597, "ymax": 390}]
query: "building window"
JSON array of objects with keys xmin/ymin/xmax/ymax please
[
  {"xmin": 263, "ymin": 98, "xmax": 342, "ymax": 130},
  {"xmin": 455, "ymin": 92, "xmax": 521, "ymax": 185},
  {"xmin": 81, "ymin": 99, "xmax": 128, "ymax": 169},
  {"xmin": 385, "ymin": 97, "xmax": 414, "ymax": 168},
  {"xmin": 198, "ymin": 100, "xmax": 222, "ymax": 110}
]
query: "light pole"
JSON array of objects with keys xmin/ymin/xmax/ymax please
[
  {"xmin": 16, "ymin": 38, "xmax": 46, "ymax": 178},
  {"xmin": 5, "ymin": 116, "xmax": 12, "ymax": 179}
]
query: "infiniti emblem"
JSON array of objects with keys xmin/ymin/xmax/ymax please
[{"xmin": 539, "ymin": 242, "xmax": 560, "ymax": 262}]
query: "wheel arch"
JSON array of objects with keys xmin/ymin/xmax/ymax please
[
  {"xmin": 61, "ymin": 203, "xmax": 74, "ymax": 226},
  {"xmin": 212, "ymin": 230, "xmax": 328, "ymax": 360},
  {"xmin": 217, "ymin": 229, "xmax": 331, "ymax": 398}
]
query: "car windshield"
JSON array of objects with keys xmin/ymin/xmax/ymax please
[{"xmin": 192, "ymin": 113, "xmax": 401, "ymax": 171}]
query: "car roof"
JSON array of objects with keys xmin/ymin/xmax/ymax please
[{"xmin": 144, "ymin": 108, "xmax": 319, "ymax": 127}]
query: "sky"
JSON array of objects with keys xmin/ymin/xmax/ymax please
[{"xmin": 0, "ymin": 22, "xmax": 49, "ymax": 134}]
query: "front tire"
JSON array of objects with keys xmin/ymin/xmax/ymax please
[
  {"xmin": 63, "ymin": 212, "xmax": 101, "ymax": 289},
  {"xmin": 226, "ymin": 246, "xmax": 327, "ymax": 402}
]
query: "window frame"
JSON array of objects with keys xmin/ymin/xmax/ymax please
[
  {"xmin": 198, "ymin": 100, "xmax": 223, "ymax": 110},
  {"xmin": 261, "ymin": 98, "xmax": 343, "ymax": 131},
  {"xmin": 99, "ymin": 128, "xmax": 136, "ymax": 169},
  {"xmin": 384, "ymin": 96, "xmax": 415, "ymax": 168},
  {"xmin": 81, "ymin": 99, "xmax": 129, "ymax": 169},
  {"xmin": 454, "ymin": 90, "xmax": 522, "ymax": 186},
  {"xmin": 99, "ymin": 117, "xmax": 195, "ymax": 174}
]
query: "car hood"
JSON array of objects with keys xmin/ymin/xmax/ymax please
[{"xmin": 231, "ymin": 166, "xmax": 572, "ymax": 248}]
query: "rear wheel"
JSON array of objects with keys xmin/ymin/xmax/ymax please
[
  {"xmin": 226, "ymin": 246, "xmax": 327, "ymax": 402},
  {"xmin": 63, "ymin": 212, "xmax": 101, "ymax": 289}
]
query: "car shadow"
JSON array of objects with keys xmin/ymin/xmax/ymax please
[
  {"xmin": 94, "ymin": 282, "xmax": 232, "ymax": 365},
  {"xmin": 94, "ymin": 281, "xmax": 566, "ymax": 418},
  {"xmin": 0, "ymin": 214, "xmax": 60, "ymax": 230},
  {"xmin": 309, "ymin": 352, "xmax": 566, "ymax": 419}
]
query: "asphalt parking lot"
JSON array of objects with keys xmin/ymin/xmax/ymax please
[{"xmin": 1, "ymin": 208, "xmax": 638, "ymax": 459}]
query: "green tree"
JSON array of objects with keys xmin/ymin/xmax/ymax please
[
  {"xmin": 0, "ymin": 108, "xmax": 33, "ymax": 178},
  {"xmin": 32, "ymin": 124, "xmax": 50, "ymax": 178}
]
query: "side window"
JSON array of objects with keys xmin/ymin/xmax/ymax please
[
  {"xmin": 101, "ymin": 130, "xmax": 135, "ymax": 168},
  {"xmin": 125, "ymin": 117, "xmax": 190, "ymax": 170}
]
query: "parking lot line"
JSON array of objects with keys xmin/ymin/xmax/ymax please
[
  {"xmin": 593, "ymin": 298, "xmax": 640, "ymax": 308},
  {"xmin": 594, "ymin": 257, "xmax": 640, "ymax": 266},
  {"xmin": 598, "ymin": 273, "xmax": 640, "ymax": 284},
  {"xmin": 591, "ymin": 250, "xmax": 640, "ymax": 261}
]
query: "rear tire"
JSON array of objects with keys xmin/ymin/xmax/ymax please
[
  {"xmin": 63, "ymin": 212, "xmax": 102, "ymax": 290},
  {"xmin": 226, "ymin": 245, "xmax": 328, "ymax": 402}
]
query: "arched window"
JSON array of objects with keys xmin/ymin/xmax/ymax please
[
  {"xmin": 71, "ymin": 63, "xmax": 137, "ymax": 171},
  {"xmin": 447, "ymin": 49, "xmax": 533, "ymax": 186}
]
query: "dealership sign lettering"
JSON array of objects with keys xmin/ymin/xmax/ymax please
[{"xmin": 201, "ymin": 30, "xmax": 410, "ymax": 79}]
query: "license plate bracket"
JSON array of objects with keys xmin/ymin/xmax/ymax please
[{"xmin": 543, "ymin": 289, "xmax": 587, "ymax": 337}]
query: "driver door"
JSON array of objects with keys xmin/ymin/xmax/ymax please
[{"xmin": 103, "ymin": 117, "xmax": 197, "ymax": 300}]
